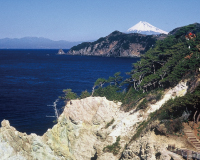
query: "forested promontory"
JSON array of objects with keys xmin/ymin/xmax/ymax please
[{"xmin": 67, "ymin": 31, "xmax": 166, "ymax": 57}]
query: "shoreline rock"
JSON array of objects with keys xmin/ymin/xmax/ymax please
[
  {"xmin": 0, "ymin": 81, "xmax": 190, "ymax": 159},
  {"xmin": 57, "ymin": 49, "xmax": 65, "ymax": 55}
]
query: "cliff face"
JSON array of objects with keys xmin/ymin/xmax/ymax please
[
  {"xmin": 0, "ymin": 81, "xmax": 189, "ymax": 160},
  {"xmin": 67, "ymin": 31, "xmax": 166, "ymax": 57}
]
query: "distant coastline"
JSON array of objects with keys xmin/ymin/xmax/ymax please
[{"xmin": 0, "ymin": 37, "xmax": 81, "ymax": 49}]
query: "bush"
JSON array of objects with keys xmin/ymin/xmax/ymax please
[
  {"xmin": 103, "ymin": 136, "xmax": 121, "ymax": 155},
  {"xmin": 122, "ymin": 88, "xmax": 163, "ymax": 111},
  {"xmin": 93, "ymin": 85, "xmax": 125, "ymax": 102},
  {"xmin": 62, "ymin": 89, "xmax": 77, "ymax": 101},
  {"xmin": 163, "ymin": 119, "xmax": 183, "ymax": 134},
  {"xmin": 136, "ymin": 98, "xmax": 148, "ymax": 110},
  {"xmin": 122, "ymin": 87, "xmax": 147, "ymax": 111},
  {"xmin": 105, "ymin": 118, "xmax": 115, "ymax": 129},
  {"xmin": 79, "ymin": 90, "xmax": 90, "ymax": 99},
  {"xmin": 131, "ymin": 121, "xmax": 148, "ymax": 141}
]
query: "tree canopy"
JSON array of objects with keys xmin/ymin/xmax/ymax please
[{"xmin": 126, "ymin": 27, "xmax": 200, "ymax": 93}]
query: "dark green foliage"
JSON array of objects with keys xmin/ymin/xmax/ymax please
[
  {"xmin": 122, "ymin": 87, "xmax": 147, "ymax": 110},
  {"xmin": 173, "ymin": 23, "xmax": 200, "ymax": 38},
  {"xmin": 147, "ymin": 89, "xmax": 164, "ymax": 102},
  {"xmin": 164, "ymin": 119, "xmax": 183, "ymax": 134},
  {"xmin": 143, "ymin": 84, "xmax": 200, "ymax": 137},
  {"xmin": 131, "ymin": 121, "xmax": 148, "ymax": 141},
  {"xmin": 92, "ymin": 72, "xmax": 125, "ymax": 102},
  {"xmin": 108, "ymin": 72, "xmax": 123, "ymax": 86},
  {"xmin": 126, "ymin": 24, "xmax": 200, "ymax": 92},
  {"xmin": 105, "ymin": 118, "xmax": 115, "ymax": 129},
  {"xmin": 79, "ymin": 90, "xmax": 90, "ymax": 99},
  {"xmin": 61, "ymin": 89, "xmax": 77, "ymax": 101},
  {"xmin": 129, "ymin": 84, "xmax": 200, "ymax": 139},
  {"xmin": 121, "ymin": 87, "xmax": 163, "ymax": 111},
  {"xmin": 136, "ymin": 98, "xmax": 148, "ymax": 110},
  {"xmin": 156, "ymin": 85, "xmax": 200, "ymax": 121},
  {"xmin": 103, "ymin": 136, "xmax": 121, "ymax": 155},
  {"xmin": 122, "ymin": 42, "xmax": 129, "ymax": 50},
  {"xmin": 94, "ymin": 78, "xmax": 107, "ymax": 87},
  {"xmin": 93, "ymin": 85, "xmax": 125, "ymax": 102}
]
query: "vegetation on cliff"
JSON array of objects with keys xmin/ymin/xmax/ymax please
[
  {"xmin": 120, "ymin": 23, "xmax": 200, "ymax": 142},
  {"xmin": 126, "ymin": 24, "xmax": 200, "ymax": 92},
  {"xmin": 64, "ymin": 23, "xmax": 200, "ymax": 115},
  {"xmin": 155, "ymin": 84, "xmax": 200, "ymax": 122},
  {"xmin": 103, "ymin": 136, "xmax": 121, "ymax": 155},
  {"xmin": 90, "ymin": 24, "xmax": 200, "ymax": 144},
  {"xmin": 92, "ymin": 23, "xmax": 200, "ymax": 107},
  {"xmin": 63, "ymin": 23, "xmax": 200, "ymax": 130}
]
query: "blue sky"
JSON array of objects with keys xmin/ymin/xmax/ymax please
[{"xmin": 0, "ymin": 0, "xmax": 199, "ymax": 41}]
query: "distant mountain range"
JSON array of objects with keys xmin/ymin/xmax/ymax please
[
  {"xmin": 0, "ymin": 37, "xmax": 81, "ymax": 49},
  {"xmin": 0, "ymin": 21, "xmax": 168, "ymax": 49},
  {"xmin": 127, "ymin": 21, "xmax": 168, "ymax": 35}
]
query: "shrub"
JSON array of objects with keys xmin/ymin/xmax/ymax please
[
  {"xmin": 136, "ymin": 98, "xmax": 148, "ymax": 111},
  {"xmin": 131, "ymin": 121, "xmax": 148, "ymax": 141},
  {"xmin": 79, "ymin": 90, "xmax": 90, "ymax": 99},
  {"xmin": 103, "ymin": 136, "xmax": 121, "ymax": 155},
  {"xmin": 163, "ymin": 119, "xmax": 183, "ymax": 134},
  {"xmin": 122, "ymin": 87, "xmax": 147, "ymax": 111},
  {"xmin": 105, "ymin": 118, "xmax": 115, "ymax": 129},
  {"xmin": 62, "ymin": 89, "xmax": 77, "ymax": 101},
  {"xmin": 93, "ymin": 85, "xmax": 125, "ymax": 102}
]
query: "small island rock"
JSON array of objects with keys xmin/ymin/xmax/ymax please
[{"xmin": 57, "ymin": 49, "xmax": 65, "ymax": 55}]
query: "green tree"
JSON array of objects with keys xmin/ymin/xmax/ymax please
[
  {"xmin": 62, "ymin": 89, "xmax": 77, "ymax": 101},
  {"xmin": 92, "ymin": 78, "xmax": 107, "ymax": 96},
  {"xmin": 108, "ymin": 72, "xmax": 123, "ymax": 86},
  {"xmin": 80, "ymin": 90, "xmax": 90, "ymax": 99}
]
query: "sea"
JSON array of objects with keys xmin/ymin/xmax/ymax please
[{"xmin": 0, "ymin": 49, "xmax": 139, "ymax": 135}]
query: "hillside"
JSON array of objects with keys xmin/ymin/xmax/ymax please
[{"xmin": 67, "ymin": 31, "xmax": 166, "ymax": 57}]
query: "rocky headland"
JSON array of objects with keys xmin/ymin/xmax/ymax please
[
  {"xmin": 67, "ymin": 31, "xmax": 166, "ymax": 57},
  {"xmin": 1, "ymin": 22, "xmax": 200, "ymax": 160},
  {"xmin": 0, "ymin": 80, "xmax": 190, "ymax": 160}
]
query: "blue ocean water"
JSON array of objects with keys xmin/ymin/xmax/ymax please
[{"xmin": 0, "ymin": 49, "xmax": 139, "ymax": 135}]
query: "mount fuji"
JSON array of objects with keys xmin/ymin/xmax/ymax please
[{"xmin": 127, "ymin": 21, "xmax": 168, "ymax": 35}]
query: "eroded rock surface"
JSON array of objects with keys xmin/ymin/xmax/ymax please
[
  {"xmin": 0, "ymin": 81, "xmax": 189, "ymax": 160},
  {"xmin": 0, "ymin": 97, "xmax": 124, "ymax": 160},
  {"xmin": 121, "ymin": 131, "xmax": 186, "ymax": 160}
]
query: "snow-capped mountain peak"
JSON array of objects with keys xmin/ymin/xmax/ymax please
[{"xmin": 127, "ymin": 21, "xmax": 168, "ymax": 35}]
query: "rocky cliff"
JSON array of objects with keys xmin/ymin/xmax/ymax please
[
  {"xmin": 67, "ymin": 31, "xmax": 166, "ymax": 57},
  {"xmin": 0, "ymin": 80, "xmax": 189, "ymax": 160}
]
